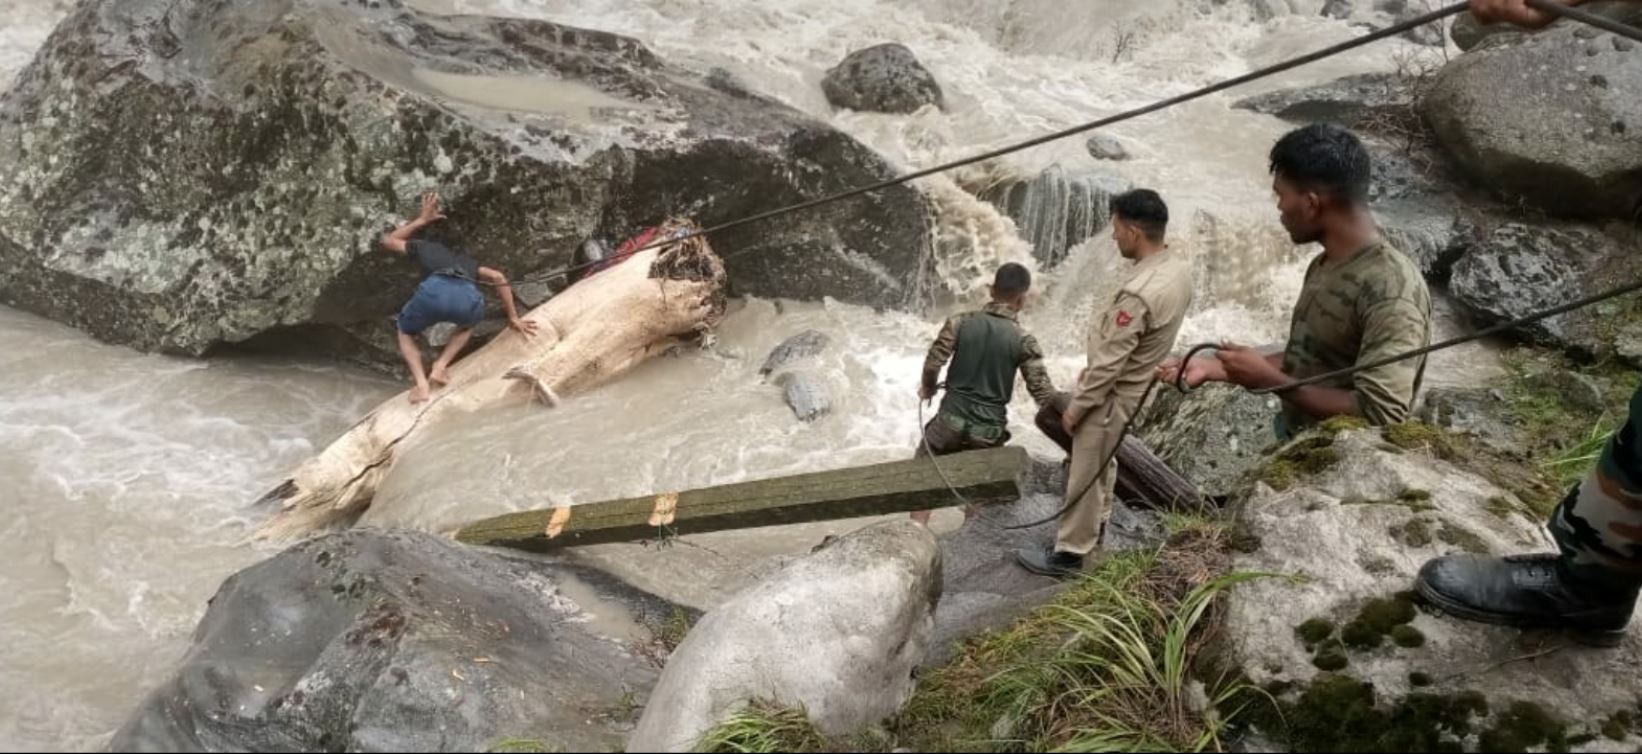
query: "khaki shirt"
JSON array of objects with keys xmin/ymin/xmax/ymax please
[
  {"xmin": 1280, "ymin": 240, "xmax": 1432, "ymax": 431},
  {"xmin": 1067, "ymin": 250, "xmax": 1194, "ymax": 425}
]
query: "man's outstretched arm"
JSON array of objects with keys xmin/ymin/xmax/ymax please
[{"xmin": 382, "ymin": 191, "xmax": 444, "ymax": 254}]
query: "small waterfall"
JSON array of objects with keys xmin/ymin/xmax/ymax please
[{"xmin": 975, "ymin": 165, "xmax": 1130, "ymax": 268}]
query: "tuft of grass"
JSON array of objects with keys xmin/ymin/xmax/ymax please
[
  {"xmin": 894, "ymin": 524, "xmax": 1265, "ymax": 753},
  {"xmin": 695, "ymin": 701, "xmax": 829, "ymax": 754},
  {"xmin": 487, "ymin": 739, "xmax": 556, "ymax": 753}
]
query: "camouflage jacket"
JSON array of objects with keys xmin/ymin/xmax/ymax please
[
  {"xmin": 923, "ymin": 302, "xmax": 1056, "ymax": 431},
  {"xmin": 1281, "ymin": 240, "xmax": 1432, "ymax": 431}
]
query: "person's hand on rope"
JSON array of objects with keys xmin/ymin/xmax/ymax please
[
  {"xmin": 1217, "ymin": 342, "xmax": 1288, "ymax": 391},
  {"xmin": 918, "ymin": 382, "xmax": 935, "ymax": 406},
  {"xmin": 1157, "ymin": 353, "xmax": 1225, "ymax": 389},
  {"xmin": 1470, "ymin": 0, "xmax": 1587, "ymax": 28}
]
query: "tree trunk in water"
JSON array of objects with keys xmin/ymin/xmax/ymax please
[{"xmin": 254, "ymin": 221, "xmax": 727, "ymax": 542}]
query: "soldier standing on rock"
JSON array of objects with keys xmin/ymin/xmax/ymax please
[
  {"xmin": 1157, "ymin": 124, "xmax": 1432, "ymax": 437},
  {"xmin": 381, "ymin": 192, "xmax": 538, "ymax": 404},
  {"xmin": 1416, "ymin": 0, "xmax": 1642, "ymax": 647},
  {"xmin": 911, "ymin": 263, "xmax": 1058, "ymax": 526},
  {"xmin": 1016, "ymin": 189, "xmax": 1194, "ymax": 578}
]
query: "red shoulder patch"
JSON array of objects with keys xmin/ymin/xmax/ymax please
[{"xmin": 1115, "ymin": 310, "xmax": 1134, "ymax": 328}]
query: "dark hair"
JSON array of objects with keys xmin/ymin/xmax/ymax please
[
  {"xmin": 993, "ymin": 263, "xmax": 1032, "ymax": 298},
  {"xmin": 1269, "ymin": 124, "xmax": 1372, "ymax": 204},
  {"xmin": 1109, "ymin": 189, "xmax": 1169, "ymax": 242}
]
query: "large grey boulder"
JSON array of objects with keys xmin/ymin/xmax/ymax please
[
  {"xmin": 113, "ymin": 529, "xmax": 678, "ymax": 753},
  {"xmin": 1421, "ymin": 2, "xmax": 1642, "ymax": 219},
  {"xmin": 627, "ymin": 520, "xmax": 941, "ymax": 752},
  {"xmin": 821, "ymin": 43, "xmax": 945, "ymax": 115},
  {"xmin": 976, "ymin": 165, "xmax": 1130, "ymax": 268},
  {"xmin": 0, "ymin": 0, "xmax": 932, "ymax": 360},
  {"xmin": 1235, "ymin": 73, "xmax": 1413, "ymax": 127},
  {"xmin": 1222, "ymin": 427, "xmax": 1642, "ymax": 751},
  {"xmin": 1139, "ymin": 383, "xmax": 1283, "ymax": 500},
  {"xmin": 1449, "ymin": 223, "xmax": 1641, "ymax": 365}
]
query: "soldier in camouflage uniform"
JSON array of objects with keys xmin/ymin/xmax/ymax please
[
  {"xmin": 1415, "ymin": 0, "xmax": 1642, "ymax": 646},
  {"xmin": 911, "ymin": 263, "xmax": 1057, "ymax": 525},
  {"xmin": 1159, "ymin": 124, "xmax": 1431, "ymax": 436}
]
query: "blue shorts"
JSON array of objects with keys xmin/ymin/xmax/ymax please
[{"xmin": 396, "ymin": 274, "xmax": 485, "ymax": 335}]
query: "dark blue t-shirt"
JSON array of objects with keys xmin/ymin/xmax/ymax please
[{"xmin": 407, "ymin": 239, "xmax": 480, "ymax": 281}]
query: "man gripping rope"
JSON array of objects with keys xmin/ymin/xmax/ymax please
[
  {"xmin": 1158, "ymin": 124, "xmax": 1432, "ymax": 437},
  {"xmin": 912, "ymin": 263, "xmax": 1058, "ymax": 526}
]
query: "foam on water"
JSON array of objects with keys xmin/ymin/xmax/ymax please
[{"xmin": 0, "ymin": 0, "xmax": 1460, "ymax": 749}]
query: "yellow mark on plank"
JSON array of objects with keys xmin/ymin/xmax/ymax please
[
  {"xmin": 545, "ymin": 507, "xmax": 572, "ymax": 539},
  {"xmin": 648, "ymin": 492, "xmax": 679, "ymax": 527}
]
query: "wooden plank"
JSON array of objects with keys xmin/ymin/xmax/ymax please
[{"xmin": 456, "ymin": 446, "xmax": 1029, "ymax": 552}]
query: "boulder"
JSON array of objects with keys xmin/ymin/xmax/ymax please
[
  {"xmin": 1086, "ymin": 133, "xmax": 1131, "ymax": 162},
  {"xmin": 1416, "ymin": 386, "xmax": 1516, "ymax": 452},
  {"xmin": 113, "ymin": 529, "xmax": 679, "ymax": 753},
  {"xmin": 1421, "ymin": 2, "xmax": 1642, "ymax": 219},
  {"xmin": 928, "ymin": 454, "xmax": 1166, "ymax": 665},
  {"xmin": 1234, "ymin": 73, "xmax": 1412, "ymax": 127},
  {"xmin": 821, "ymin": 43, "xmax": 945, "ymax": 115},
  {"xmin": 759, "ymin": 329, "xmax": 831, "ymax": 377},
  {"xmin": 1219, "ymin": 427, "xmax": 1642, "ymax": 752},
  {"xmin": 774, "ymin": 370, "xmax": 832, "ymax": 422},
  {"xmin": 1448, "ymin": 223, "xmax": 1641, "ymax": 364},
  {"xmin": 0, "ymin": 0, "xmax": 932, "ymax": 361},
  {"xmin": 1450, "ymin": 12, "xmax": 1524, "ymax": 51},
  {"xmin": 1368, "ymin": 141, "xmax": 1480, "ymax": 282},
  {"xmin": 976, "ymin": 165, "xmax": 1130, "ymax": 268},
  {"xmin": 626, "ymin": 520, "xmax": 941, "ymax": 752},
  {"xmin": 1139, "ymin": 383, "xmax": 1283, "ymax": 501}
]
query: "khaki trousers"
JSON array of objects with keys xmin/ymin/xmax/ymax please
[{"xmin": 1055, "ymin": 401, "xmax": 1130, "ymax": 557}]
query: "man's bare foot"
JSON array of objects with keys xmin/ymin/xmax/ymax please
[
  {"xmin": 409, "ymin": 384, "xmax": 430, "ymax": 404},
  {"xmin": 429, "ymin": 366, "xmax": 451, "ymax": 387}
]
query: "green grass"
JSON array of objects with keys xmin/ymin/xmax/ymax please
[
  {"xmin": 695, "ymin": 701, "xmax": 829, "ymax": 753},
  {"xmin": 487, "ymin": 738, "xmax": 556, "ymax": 753},
  {"xmin": 894, "ymin": 524, "xmax": 1269, "ymax": 753},
  {"xmin": 1499, "ymin": 349, "xmax": 1638, "ymax": 489}
]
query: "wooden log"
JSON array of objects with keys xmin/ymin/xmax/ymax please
[
  {"xmin": 456, "ymin": 446, "xmax": 1030, "ymax": 552},
  {"xmin": 253, "ymin": 220, "xmax": 728, "ymax": 542},
  {"xmin": 1035, "ymin": 393, "xmax": 1206, "ymax": 511},
  {"xmin": 1115, "ymin": 436, "xmax": 1208, "ymax": 512}
]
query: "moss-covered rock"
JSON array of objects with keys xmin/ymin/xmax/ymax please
[{"xmin": 0, "ymin": 0, "xmax": 933, "ymax": 364}]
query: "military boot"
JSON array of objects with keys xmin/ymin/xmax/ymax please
[
  {"xmin": 1015, "ymin": 547, "xmax": 1084, "ymax": 579},
  {"xmin": 1416, "ymin": 553, "xmax": 1640, "ymax": 647}
]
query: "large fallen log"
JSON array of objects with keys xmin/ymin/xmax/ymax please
[
  {"xmin": 1116, "ymin": 437, "xmax": 1209, "ymax": 511},
  {"xmin": 456, "ymin": 446, "xmax": 1029, "ymax": 552},
  {"xmin": 254, "ymin": 220, "xmax": 727, "ymax": 542}
]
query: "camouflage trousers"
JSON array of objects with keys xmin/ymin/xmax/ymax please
[{"xmin": 1550, "ymin": 384, "xmax": 1642, "ymax": 584}]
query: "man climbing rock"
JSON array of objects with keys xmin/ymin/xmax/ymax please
[
  {"xmin": 1017, "ymin": 189, "xmax": 1193, "ymax": 577},
  {"xmin": 381, "ymin": 192, "xmax": 538, "ymax": 403},
  {"xmin": 1415, "ymin": 0, "xmax": 1642, "ymax": 647},
  {"xmin": 911, "ymin": 263, "xmax": 1056, "ymax": 526},
  {"xmin": 1158, "ymin": 124, "xmax": 1431, "ymax": 437}
]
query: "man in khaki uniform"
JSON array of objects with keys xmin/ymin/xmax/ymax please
[
  {"xmin": 1018, "ymin": 189, "xmax": 1193, "ymax": 577},
  {"xmin": 1159, "ymin": 124, "xmax": 1431, "ymax": 438}
]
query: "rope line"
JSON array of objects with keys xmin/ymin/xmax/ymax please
[{"xmin": 464, "ymin": 2, "xmax": 1471, "ymax": 288}]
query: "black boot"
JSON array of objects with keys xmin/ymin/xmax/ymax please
[
  {"xmin": 1015, "ymin": 547, "xmax": 1084, "ymax": 578},
  {"xmin": 1416, "ymin": 553, "xmax": 1640, "ymax": 647}
]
